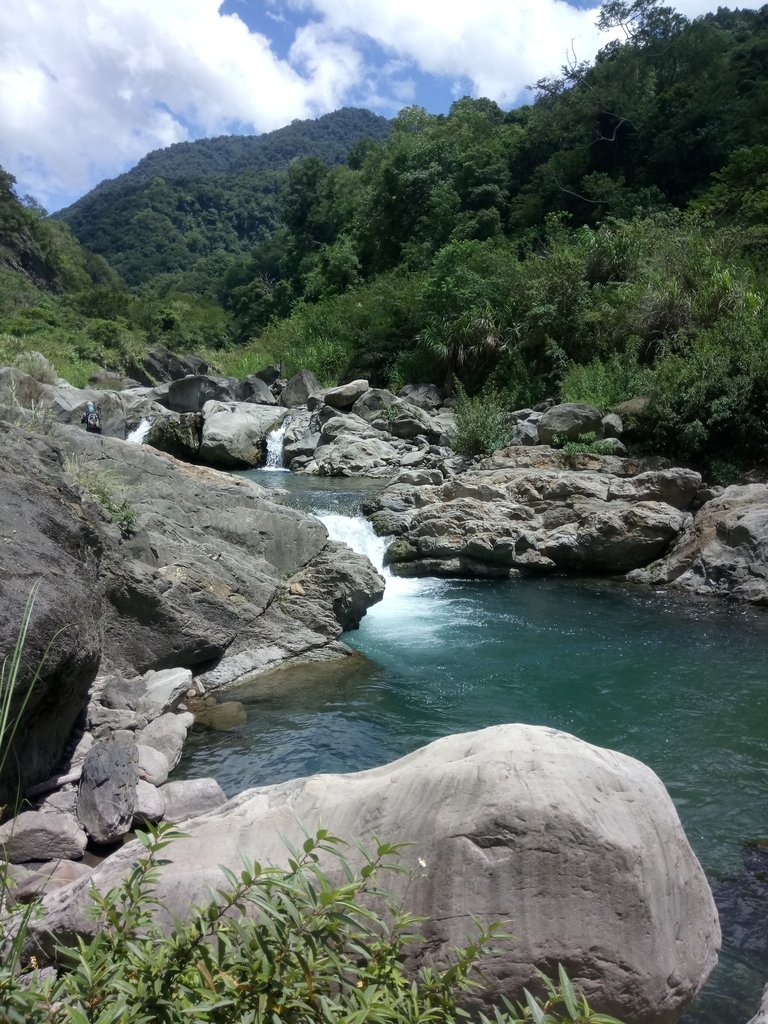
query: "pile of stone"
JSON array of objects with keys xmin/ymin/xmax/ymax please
[{"xmin": 0, "ymin": 666, "xmax": 228, "ymax": 902}]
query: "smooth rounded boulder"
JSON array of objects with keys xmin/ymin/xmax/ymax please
[{"xmin": 34, "ymin": 724, "xmax": 719, "ymax": 1024}]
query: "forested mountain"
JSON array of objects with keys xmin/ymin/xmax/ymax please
[
  {"xmin": 3, "ymin": 0, "xmax": 768, "ymax": 474},
  {"xmin": 54, "ymin": 108, "xmax": 391, "ymax": 285}
]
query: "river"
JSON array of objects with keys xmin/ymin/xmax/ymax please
[{"xmin": 178, "ymin": 469, "xmax": 768, "ymax": 1024}]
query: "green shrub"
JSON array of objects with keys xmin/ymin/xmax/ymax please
[
  {"xmin": 552, "ymin": 432, "xmax": 615, "ymax": 462},
  {"xmin": 0, "ymin": 823, "xmax": 624, "ymax": 1024},
  {"xmin": 452, "ymin": 383, "xmax": 512, "ymax": 456},
  {"xmin": 643, "ymin": 306, "xmax": 768, "ymax": 466}
]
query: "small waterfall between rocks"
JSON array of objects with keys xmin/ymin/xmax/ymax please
[
  {"xmin": 264, "ymin": 417, "xmax": 291, "ymax": 471},
  {"xmin": 126, "ymin": 418, "xmax": 152, "ymax": 444}
]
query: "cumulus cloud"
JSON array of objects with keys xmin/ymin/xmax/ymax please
[
  {"xmin": 0, "ymin": 0, "xmax": 359, "ymax": 209},
  {"xmin": 0, "ymin": 0, "xmax": 764, "ymax": 210}
]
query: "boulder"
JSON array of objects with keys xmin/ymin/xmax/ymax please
[
  {"xmin": 602, "ymin": 412, "xmax": 624, "ymax": 438},
  {"xmin": 512, "ymin": 419, "xmax": 540, "ymax": 446},
  {"xmin": 159, "ymin": 778, "xmax": 227, "ymax": 822},
  {"xmin": 253, "ymin": 365, "xmax": 281, "ymax": 386},
  {"xmin": 324, "ymin": 380, "xmax": 370, "ymax": 410},
  {"xmin": 284, "ymin": 432, "xmax": 321, "ymax": 466},
  {"xmin": 397, "ymin": 383, "xmax": 442, "ymax": 410},
  {"xmin": 0, "ymin": 809, "xmax": 87, "ymax": 863},
  {"xmin": 352, "ymin": 388, "xmax": 398, "ymax": 421},
  {"xmin": 137, "ymin": 712, "xmax": 194, "ymax": 773},
  {"xmin": 537, "ymin": 403, "xmax": 604, "ymax": 445},
  {"xmin": 136, "ymin": 743, "xmax": 171, "ymax": 786},
  {"xmin": 199, "ymin": 401, "xmax": 287, "ymax": 468},
  {"xmin": 135, "ymin": 668, "xmax": 193, "ymax": 720},
  {"xmin": 77, "ymin": 737, "xmax": 139, "ymax": 844},
  {"xmin": 281, "ymin": 370, "xmax": 322, "ymax": 408},
  {"xmin": 313, "ymin": 437, "xmax": 402, "ymax": 477},
  {"xmin": 133, "ymin": 780, "xmax": 166, "ymax": 824},
  {"xmin": 242, "ymin": 376, "xmax": 277, "ymax": 406},
  {"xmin": 32, "ymin": 725, "xmax": 720, "ymax": 1024},
  {"xmin": 629, "ymin": 484, "xmax": 768, "ymax": 604},
  {"xmin": 145, "ymin": 411, "xmax": 202, "ymax": 460},
  {"xmin": 126, "ymin": 347, "xmax": 208, "ymax": 387},
  {"xmin": 190, "ymin": 699, "xmax": 247, "ymax": 731},
  {"xmin": 11, "ymin": 859, "xmax": 93, "ymax": 900},
  {"xmin": 45, "ymin": 428, "xmax": 384, "ymax": 688},
  {"xmin": 167, "ymin": 375, "xmax": 243, "ymax": 413},
  {"xmin": 0, "ymin": 423, "xmax": 102, "ymax": 805}
]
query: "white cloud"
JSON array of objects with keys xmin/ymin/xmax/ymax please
[
  {"xmin": 0, "ymin": 0, "xmax": 764, "ymax": 210},
  {"xmin": 0, "ymin": 0, "xmax": 357, "ymax": 209}
]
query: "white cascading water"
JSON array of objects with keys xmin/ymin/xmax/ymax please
[
  {"xmin": 264, "ymin": 417, "xmax": 291, "ymax": 471},
  {"xmin": 126, "ymin": 418, "xmax": 152, "ymax": 444},
  {"xmin": 319, "ymin": 512, "xmax": 433, "ymax": 615}
]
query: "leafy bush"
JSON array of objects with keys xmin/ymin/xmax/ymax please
[
  {"xmin": 0, "ymin": 823, "xmax": 624, "ymax": 1024},
  {"xmin": 643, "ymin": 306, "xmax": 768, "ymax": 466},
  {"xmin": 452, "ymin": 383, "xmax": 512, "ymax": 456},
  {"xmin": 552, "ymin": 432, "xmax": 615, "ymax": 462}
]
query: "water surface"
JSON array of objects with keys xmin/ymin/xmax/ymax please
[{"xmin": 179, "ymin": 470, "xmax": 768, "ymax": 1024}]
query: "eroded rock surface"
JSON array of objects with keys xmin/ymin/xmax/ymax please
[{"xmin": 32, "ymin": 724, "xmax": 720, "ymax": 1024}]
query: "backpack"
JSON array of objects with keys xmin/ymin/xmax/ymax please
[{"xmin": 86, "ymin": 407, "xmax": 102, "ymax": 431}]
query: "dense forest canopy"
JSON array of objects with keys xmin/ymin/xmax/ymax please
[{"xmin": 2, "ymin": 0, "xmax": 768, "ymax": 476}]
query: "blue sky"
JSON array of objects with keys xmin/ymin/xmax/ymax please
[{"xmin": 0, "ymin": 0, "xmax": 762, "ymax": 213}]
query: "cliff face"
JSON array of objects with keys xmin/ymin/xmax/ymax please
[{"xmin": 0, "ymin": 419, "xmax": 384, "ymax": 804}]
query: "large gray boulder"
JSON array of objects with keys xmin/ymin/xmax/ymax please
[
  {"xmin": 77, "ymin": 737, "xmax": 139, "ymax": 844},
  {"xmin": 312, "ymin": 437, "xmax": 402, "ymax": 477},
  {"xmin": 242, "ymin": 376, "xmax": 277, "ymax": 406},
  {"xmin": 199, "ymin": 401, "xmax": 287, "ymax": 468},
  {"xmin": 45, "ymin": 428, "xmax": 384, "ymax": 688},
  {"xmin": 538, "ymin": 403, "xmax": 605, "ymax": 445},
  {"xmin": 629, "ymin": 484, "xmax": 768, "ymax": 605},
  {"xmin": 0, "ymin": 422, "xmax": 102, "ymax": 805},
  {"xmin": 383, "ymin": 455, "xmax": 691, "ymax": 578},
  {"xmin": 397, "ymin": 383, "xmax": 442, "ymax": 410},
  {"xmin": 281, "ymin": 370, "xmax": 322, "ymax": 408},
  {"xmin": 0, "ymin": 809, "xmax": 87, "ymax": 863},
  {"xmin": 324, "ymin": 379, "xmax": 370, "ymax": 410},
  {"xmin": 167, "ymin": 375, "xmax": 243, "ymax": 413},
  {"xmin": 352, "ymin": 388, "xmax": 398, "ymax": 421},
  {"xmin": 126, "ymin": 347, "xmax": 208, "ymax": 387},
  {"xmin": 32, "ymin": 725, "xmax": 720, "ymax": 1024}
]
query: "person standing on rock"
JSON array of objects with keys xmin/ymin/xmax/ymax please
[{"xmin": 81, "ymin": 401, "xmax": 102, "ymax": 434}]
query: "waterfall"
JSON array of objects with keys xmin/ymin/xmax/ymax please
[
  {"xmin": 126, "ymin": 418, "xmax": 151, "ymax": 444},
  {"xmin": 319, "ymin": 512, "xmax": 431, "ymax": 606},
  {"xmin": 264, "ymin": 417, "xmax": 291, "ymax": 471}
]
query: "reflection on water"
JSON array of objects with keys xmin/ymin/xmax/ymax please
[{"xmin": 179, "ymin": 469, "xmax": 768, "ymax": 1024}]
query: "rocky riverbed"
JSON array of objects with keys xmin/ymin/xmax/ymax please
[{"xmin": 2, "ymin": 359, "xmax": 768, "ymax": 1023}]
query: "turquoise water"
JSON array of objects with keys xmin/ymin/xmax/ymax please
[{"xmin": 179, "ymin": 471, "xmax": 768, "ymax": 1024}]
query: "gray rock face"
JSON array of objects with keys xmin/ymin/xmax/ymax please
[
  {"xmin": 48, "ymin": 429, "xmax": 383, "ymax": 687},
  {"xmin": 382, "ymin": 450, "xmax": 693, "ymax": 579},
  {"xmin": 0, "ymin": 809, "xmax": 87, "ymax": 863},
  {"xmin": 167, "ymin": 375, "xmax": 242, "ymax": 413},
  {"xmin": 77, "ymin": 737, "xmax": 139, "ymax": 844},
  {"xmin": 312, "ymin": 436, "xmax": 402, "ymax": 477},
  {"xmin": 281, "ymin": 370, "xmax": 321, "ymax": 408},
  {"xmin": 159, "ymin": 778, "xmax": 227, "ymax": 822},
  {"xmin": 145, "ymin": 411, "xmax": 201, "ymax": 460},
  {"xmin": 0, "ymin": 422, "xmax": 102, "ymax": 804},
  {"xmin": 324, "ymin": 380, "xmax": 370, "ymax": 409},
  {"xmin": 629, "ymin": 484, "xmax": 768, "ymax": 605},
  {"xmin": 126, "ymin": 347, "xmax": 208, "ymax": 387},
  {"xmin": 199, "ymin": 400, "xmax": 287, "ymax": 468},
  {"xmin": 397, "ymin": 383, "xmax": 442, "ymax": 410},
  {"xmin": 352, "ymin": 388, "xmax": 398, "ymax": 421},
  {"xmin": 242, "ymin": 376, "xmax": 277, "ymax": 405},
  {"xmin": 33, "ymin": 725, "xmax": 719, "ymax": 1024},
  {"xmin": 537, "ymin": 403, "xmax": 604, "ymax": 445}
]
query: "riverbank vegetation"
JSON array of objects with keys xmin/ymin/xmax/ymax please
[
  {"xmin": 1, "ymin": 821, "xmax": 621, "ymax": 1024},
  {"xmin": 2, "ymin": 0, "xmax": 768, "ymax": 476}
]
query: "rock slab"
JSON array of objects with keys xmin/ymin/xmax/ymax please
[{"xmin": 77, "ymin": 738, "xmax": 138, "ymax": 844}]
